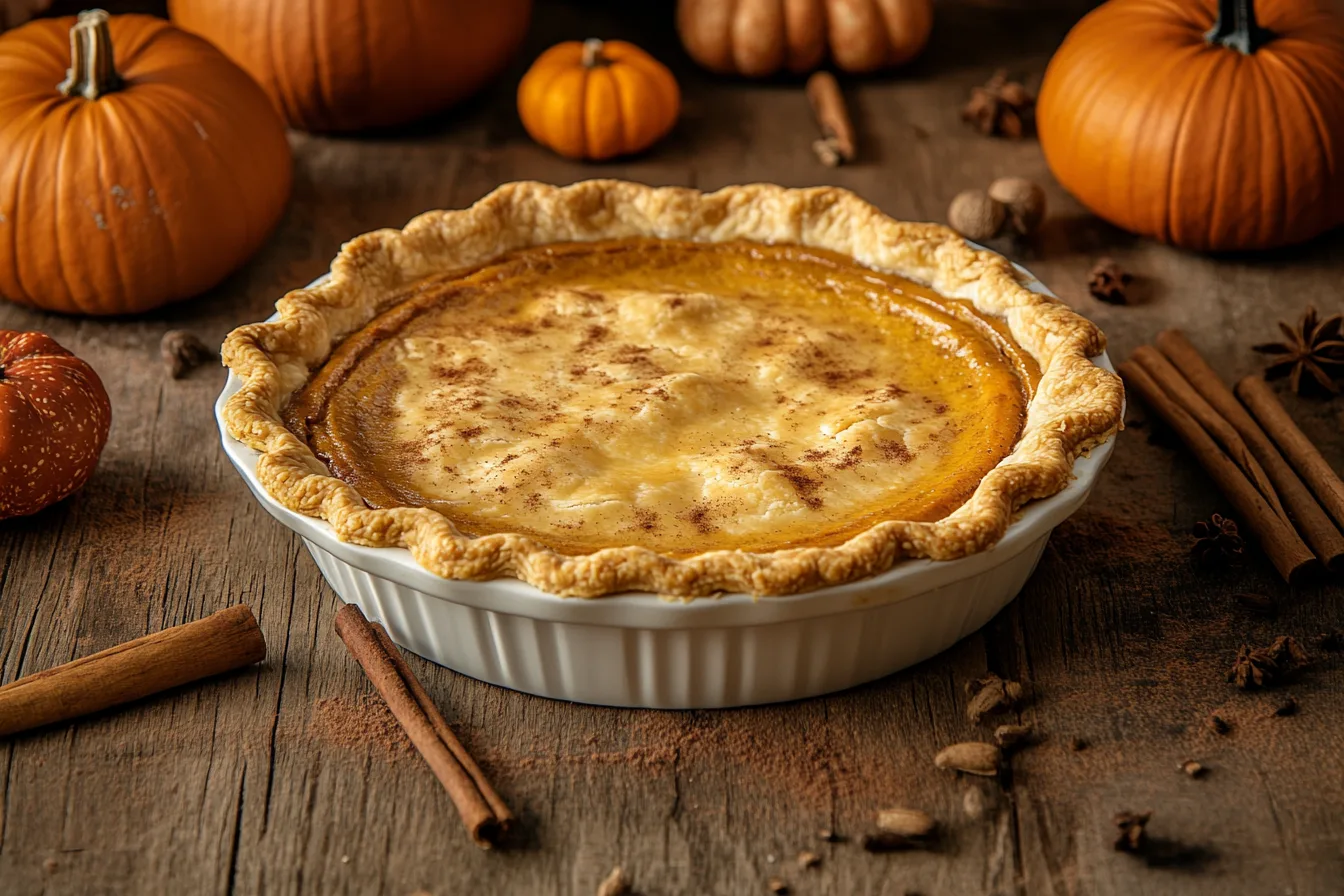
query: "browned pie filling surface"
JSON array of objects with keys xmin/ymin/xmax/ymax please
[{"xmin": 285, "ymin": 238, "xmax": 1037, "ymax": 556}]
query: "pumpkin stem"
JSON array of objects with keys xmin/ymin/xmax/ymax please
[
  {"xmin": 582, "ymin": 38, "xmax": 608, "ymax": 69},
  {"xmin": 57, "ymin": 9, "xmax": 122, "ymax": 100},
  {"xmin": 1205, "ymin": 0, "xmax": 1274, "ymax": 54}
]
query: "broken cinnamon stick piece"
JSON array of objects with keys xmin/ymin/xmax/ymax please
[
  {"xmin": 1155, "ymin": 330, "xmax": 1344, "ymax": 569},
  {"xmin": 806, "ymin": 71, "xmax": 855, "ymax": 166},
  {"xmin": 0, "ymin": 605, "xmax": 265, "ymax": 738},
  {"xmin": 1118, "ymin": 359, "xmax": 1316, "ymax": 583},
  {"xmin": 334, "ymin": 603, "xmax": 511, "ymax": 848},
  {"xmin": 1236, "ymin": 374, "xmax": 1344, "ymax": 555}
]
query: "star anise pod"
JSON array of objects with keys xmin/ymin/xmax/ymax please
[
  {"xmin": 1228, "ymin": 636, "xmax": 1309, "ymax": 689},
  {"xmin": 1252, "ymin": 305, "xmax": 1344, "ymax": 395},
  {"xmin": 961, "ymin": 70, "xmax": 1035, "ymax": 139},
  {"xmin": 1088, "ymin": 258, "xmax": 1132, "ymax": 304},
  {"xmin": 1190, "ymin": 514, "xmax": 1243, "ymax": 570}
]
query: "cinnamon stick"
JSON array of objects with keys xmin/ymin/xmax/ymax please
[
  {"xmin": 334, "ymin": 603, "xmax": 511, "ymax": 848},
  {"xmin": 1237, "ymin": 374, "xmax": 1344, "ymax": 553},
  {"xmin": 0, "ymin": 605, "xmax": 265, "ymax": 738},
  {"xmin": 1118, "ymin": 360, "xmax": 1316, "ymax": 583},
  {"xmin": 1131, "ymin": 346, "xmax": 1287, "ymax": 521},
  {"xmin": 807, "ymin": 71, "xmax": 855, "ymax": 167},
  {"xmin": 1155, "ymin": 330, "xmax": 1344, "ymax": 569}
]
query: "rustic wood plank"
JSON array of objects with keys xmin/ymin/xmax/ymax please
[{"xmin": 3, "ymin": 2, "xmax": 1343, "ymax": 895}]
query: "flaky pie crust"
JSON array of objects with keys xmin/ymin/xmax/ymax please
[{"xmin": 222, "ymin": 180, "xmax": 1124, "ymax": 598}]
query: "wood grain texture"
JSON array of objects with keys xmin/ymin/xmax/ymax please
[{"xmin": 4, "ymin": 1, "xmax": 1344, "ymax": 894}]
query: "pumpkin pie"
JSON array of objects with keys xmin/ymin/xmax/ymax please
[{"xmin": 223, "ymin": 181, "xmax": 1123, "ymax": 597}]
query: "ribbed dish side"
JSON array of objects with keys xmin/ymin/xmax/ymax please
[{"xmin": 305, "ymin": 535, "xmax": 1051, "ymax": 708}]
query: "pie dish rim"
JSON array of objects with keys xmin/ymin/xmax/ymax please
[{"xmin": 220, "ymin": 179, "xmax": 1125, "ymax": 598}]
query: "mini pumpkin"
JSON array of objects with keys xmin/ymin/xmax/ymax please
[
  {"xmin": 0, "ymin": 10, "xmax": 291, "ymax": 315},
  {"xmin": 677, "ymin": 0, "xmax": 933, "ymax": 77},
  {"xmin": 0, "ymin": 330, "xmax": 111, "ymax": 520},
  {"xmin": 518, "ymin": 39, "xmax": 681, "ymax": 161},
  {"xmin": 1038, "ymin": 0, "xmax": 1344, "ymax": 252},
  {"xmin": 169, "ymin": 0, "xmax": 532, "ymax": 133}
]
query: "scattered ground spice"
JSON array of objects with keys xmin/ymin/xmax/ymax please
[
  {"xmin": 308, "ymin": 694, "xmax": 414, "ymax": 760},
  {"xmin": 682, "ymin": 503, "xmax": 717, "ymax": 535},
  {"xmin": 1069, "ymin": 737, "xmax": 1089, "ymax": 752},
  {"xmin": 774, "ymin": 463, "xmax": 824, "ymax": 509},
  {"xmin": 1208, "ymin": 713, "xmax": 1232, "ymax": 735},
  {"xmin": 1114, "ymin": 811, "xmax": 1151, "ymax": 853},
  {"xmin": 1271, "ymin": 696, "xmax": 1299, "ymax": 717},
  {"xmin": 878, "ymin": 441, "xmax": 913, "ymax": 463},
  {"xmin": 1228, "ymin": 636, "xmax": 1309, "ymax": 689},
  {"xmin": 1047, "ymin": 511, "xmax": 1184, "ymax": 571}
]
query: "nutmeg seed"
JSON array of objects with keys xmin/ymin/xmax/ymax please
[
  {"xmin": 987, "ymin": 176, "xmax": 1046, "ymax": 235},
  {"xmin": 948, "ymin": 189, "xmax": 1006, "ymax": 242},
  {"xmin": 934, "ymin": 741, "xmax": 1002, "ymax": 776}
]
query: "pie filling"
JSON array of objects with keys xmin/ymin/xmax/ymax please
[{"xmin": 285, "ymin": 238, "xmax": 1038, "ymax": 556}]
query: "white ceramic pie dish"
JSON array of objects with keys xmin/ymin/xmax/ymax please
[{"xmin": 216, "ymin": 270, "xmax": 1117, "ymax": 709}]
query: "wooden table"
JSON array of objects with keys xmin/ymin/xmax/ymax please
[{"xmin": 4, "ymin": 3, "xmax": 1343, "ymax": 894}]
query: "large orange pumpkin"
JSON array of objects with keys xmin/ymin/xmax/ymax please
[
  {"xmin": 0, "ymin": 330, "xmax": 111, "ymax": 519},
  {"xmin": 168, "ymin": 0, "xmax": 533, "ymax": 133},
  {"xmin": 1038, "ymin": 0, "xmax": 1344, "ymax": 252},
  {"xmin": 677, "ymin": 0, "xmax": 933, "ymax": 77},
  {"xmin": 0, "ymin": 11, "xmax": 291, "ymax": 315},
  {"xmin": 518, "ymin": 40, "xmax": 681, "ymax": 161}
]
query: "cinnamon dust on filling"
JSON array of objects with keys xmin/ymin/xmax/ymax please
[{"xmin": 284, "ymin": 238, "xmax": 1037, "ymax": 556}]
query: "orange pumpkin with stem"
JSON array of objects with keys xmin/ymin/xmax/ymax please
[
  {"xmin": 1037, "ymin": 0, "xmax": 1344, "ymax": 251},
  {"xmin": 0, "ymin": 330, "xmax": 111, "ymax": 519},
  {"xmin": 0, "ymin": 10, "xmax": 291, "ymax": 315},
  {"xmin": 518, "ymin": 39, "xmax": 680, "ymax": 161}
]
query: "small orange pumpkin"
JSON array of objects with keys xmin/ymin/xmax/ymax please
[
  {"xmin": 677, "ymin": 0, "xmax": 933, "ymax": 77},
  {"xmin": 518, "ymin": 39, "xmax": 680, "ymax": 161},
  {"xmin": 1038, "ymin": 0, "xmax": 1344, "ymax": 252},
  {"xmin": 0, "ymin": 10, "xmax": 292, "ymax": 315},
  {"xmin": 0, "ymin": 330, "xmax": 111, "ymax": 519}
]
